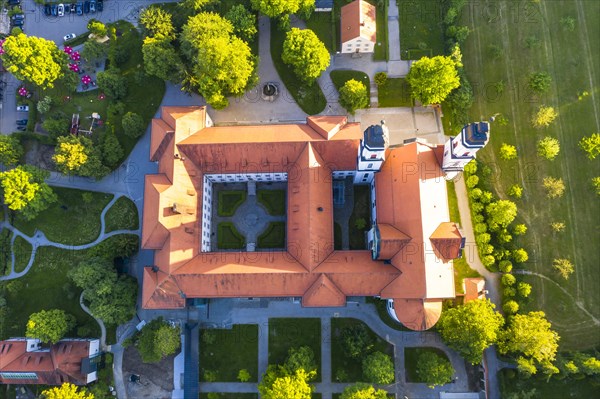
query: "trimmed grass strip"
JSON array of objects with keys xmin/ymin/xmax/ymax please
[{"xmin": 257, "ymin": 190, "xmax": 286, "ymax": 216}]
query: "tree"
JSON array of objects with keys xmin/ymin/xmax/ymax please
[
  {"xmin": 139, "ymin": 7, "xmax": 176, "ymax": 40},
  {"xmin": 1, "ymin": 33, "xmax": 66, "ymax": 89},
  {"xmin": 532, "ymin": 105, "xmax": 558, "ymax": 128},
  {"xmin": 122, "ymin": 112, "xmax": 146, "ymax": 138},
  {"xmin": 374, "ymin": 72, "xmax": 387, "ymax": 86},
  {"xmin": 136, "ymin": 318, "xmax": 181, "ymax": 363},
  {"xmin": 339, "ymin": 79, "xmax": 368, "ymax": 114},
  {"xmin": 577, "ymin": 353, "xmax": 600, "ymax": 375},
  {"xmin": 437, "ymin": 299, "xmax": 504, "ymax": 364},
  {"xmin": 512, "ymin": 248, "xmax": 529, "ymax": 263},
  {"xmin": 284, "ymin": 346, "xmax": 316, "ymax": 375},
  {"xmin": 485, "ymin": 200, "xmax": 517, "ymax": 231},
  {"xmin": 518, "ymin": 282, "xmax": 532, "ymax": 298},
  {"xmin": 362, "ymin": 351, "xmax": 394, "ymax": 384},
  {"xmin": 0, "ymin": 166, "xmax": 57, "ymax": 220},
  {"xmin": 282, "ymin": 28, "xmax": 330, "ymax": 84},
  {"xmin": 180, "ymin": 12, "xmax": 257, "ymax": 109},
  {"xmin": 466, "ymin": 175, "xmax": 479, "ymax": 188},
  {"xmin": 537, "ymin": 136, "xmax": 560, "ymax": 160},
  {"xmin": 499, "ymin": 260, "xmax": 513, "ymax": 273},
  {"xmin": 101, "ymin": 130, "xmax": 124, "ymax": 168},
  {"xmin": 258, "ymin": 365, "xmax": 314, "ymax": 399},
  {"xmin": 542, "ymin": 176, "xmax": 565, "ymax": 198},
  {"xmin": 238, "ymin": 369, "xmax": 251, "ymax": 382},
  {"xmin": 42, "ymin": 117, "xmax": 70, "ymax": 139},
  {"xmin": 41, "ymin": 383, "xmax": 94, "ymax": 399},
  {"xmin": 560, "ymin": 16, "xmax": 576, "ymax": 31},
  {"xmin": 37, "ymin": 95, "xmax": 53, "ymax": 114},
  {"xmin": 499, "ymin": 311, "xmax": 559, "ymax": 373},
  {"xmin": 507, "ymin": 184, "xmax": 523, "ymax": 199},
  {"xmin": 406, "ymin": 55, "xmax": 460, "ymax": 105},
  {"xmin": 502, "ymin": 273, "xmax": 516, "ymax": 286},
  {"xmin": 503, "ymin": 300, "xmax": 519, "ymax": 314},
  {"xmin": 340, "ymin": 383, "xmax": 388, "ymax": 399},
  {"xmin": 578, "ymin": 133, "xmax": 600, "ymax": 160},
  {"xmin": 513, "ymin": 224, "xmax": 527, "ymax": 235},
  {"xmin": 97, "ymin": 69, "xmax": 127, "ymax": 99},
  {"xmin": 499, "ymin": 143, "xmax": 517, "ymax": 160},
  {"xmin": 552, "ymin": 258, "xmax": 574, "ymax": 280},
  {"xmin": 225, "ymin": 5, "xmax": 258, "ymax": 42},
  {"xmin": 250, "ymin": 0, "xmax": 313, "ymax": 19},
  {"xmin": 53, "ymin": 135, "xmax": 107, "ymax": 178},
  {"xmin": 528, "ymin": 72, "xmax": 552, "ymax": 93},
  {"xmin": 26, "ymin": 309, "xmax": 75, "ymax": 344},
  {"xmin": 82, "ymin": 40, "xmax": 107, "ymax": 62},
  {"xmin": 0, "ymin": 134, "xmax": 23, "ymax": 166},
  {"xmin": 341, "ymin": 323, "xmax": 374, "ymax": 358},
  {"xmin": 142, "ymin": 37, "xmax": 184, "ymax": 82},
  {"xmin": 416, "ymin": 351, "xmax": 454, "ymax": 388},
  {"xmin": 550, "ymin": 221, "xmax": 566, "ymax": 233},
  {"xmin": 87, "ymin": 19, "xmax": 107, "ymax": 37}
]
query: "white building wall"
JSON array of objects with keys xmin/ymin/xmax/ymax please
[
  {"xmin": 370, "ymin": 179, "xmax": 377, "ymax": 223},
  {"xmin": 353, "ymin": 171, "xmax": 373, "ymax": 184},
  {"xmin": 342, "ymin": 37, "xmax": 375, "ymax": 54},
  {"xmin": 201, "ymin": 176, "xmax": 213, "ymax": 252},
  {"xmin": 332, "ymin": 171, "xmax": 356, "ymax": 179}
]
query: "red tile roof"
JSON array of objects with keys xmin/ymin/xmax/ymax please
[{"xmin": 341, "ymin": 0, "xmax": 377, "ymax": 44}]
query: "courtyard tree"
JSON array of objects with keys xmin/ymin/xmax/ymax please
[
  {"xmin": 122, "ymin": 112, "xmax": 146, "ymax": 138},
  {"xmin": 250, "ymin": 0, "xmax": 314, "ymax": 19},
  {"xmin": 542, "ymin": 177, "xmax": 565, "ymax": 198},
  {"xmin": 142, "ymin": 37, "xmax": 184, "ymax": 82},
  {"xmin": 136, "ymin": 317, "xmax": 181, "ymax": 363},
  {"xmin": 139, "ymin": 7, "xmax": 176, "ymax": 40},
  {"xmin": 528, "ymin": 72, "xmax": 552, "ymax": 93},
  {"xmin": 258, "ymin": 365, "xmax": 314, "ymax": 399},
  {"xmin": 0, "ymin": 134, "xmax": 23, "ymax": 166},
  {"xmin": 341, "ymin": 323, "xmax": 374, "ymax": 358},
  {"xmin": 552, "ymin": 258, "xmax": 574, "ymax": 280},
  {"xmin": 41, "ymin": 383, "xmax": 94, "ymax": 399},
  {"xmin": 485, "ymin": 200, "xmax": 517, "ymax": 231},
  {"xmin": 0, "ymin": 33, "xmax": 66, "ymax": 89},
  {"xmin": 282, "ymin": 28, "xmax": 330, "ymax": 84},
  {"xmin": 284, "ymin": 346, "xmax": 317, "ymax": 375},
  {"xmin": 406, "ymin": 55, "xmax": 460, "ymax": 105},
  {"xmin": 499, "ymin": 143, "xmax": 517, "ymax": 160},
  {"xmin": 417, "ymin": 351, "xmax": 455, "ymax": 388},
  {"xmin": 362, "ymin": 351, "xmax": 394, "ymax": 384},
  {"xmin": 340, "ymin": 383, "xmax": 388, "ymax": 399},
  {"xmin": 180, "ymin": 12, "xmax": 257, "ymax": 109},
  {"xmin": 437, "ymin": 299, "xmax": 504, "ymax": 364},
  {"xmin": 97, "ymin": 68, "xmax": 127, "ymax": 99},
  {"xmin": 53, "ymin": 135, "xmax": 107, "ymax": 178},
  {"xmin": 0, "ymin": 165, "xmax": 57, "ymax": 220},
  {"xmin": 26, "ymin": 309, "xmax": 75, "ymax": 344},
  {"xmin": 578, "ymin": 132, "xmax": 600, "ymax": 160},
  {"xmin": 537, "ymin": 136, "xmax": 560, "ymax": 160},
  {"xmin": 498, "ymin": 311, "xmax": 559, "ymax": 374},
  {"xmin": 225, "ymin": 4, "xmax": 258, "ymax": 42},
  {"xmin": 339, "ymin": 79, "xmax": 369, "ymax": 114},
  {"xmin": 532, "ymin": 105, "xmax": 558, "ymax": 128}
]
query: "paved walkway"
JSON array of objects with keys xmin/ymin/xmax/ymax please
[{"xmin": 80, "ymin": 292, "xmax": 107, "ymax": 351}]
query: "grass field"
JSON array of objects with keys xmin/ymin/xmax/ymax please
[
  {"xmin": 378, "ymin": 78, "xmax": 413, "ymax": 107},
  {"xmin": 498, "ymin": 368, "xmax": 599, "ymax": 398},
  {"xmin": 104, "ymin": 196, "xmax": 139, "ymax": 233},
  {"xmin": 459, "ymin": 0, "xmax": 600, "ymax": 350},
  {"xmin": 269, "ymin": 318, "xmax": 321, "ymax": 381},
  {"xmin": 12, "ymin": 236, "xmax": 32, "ymax": 274},
  {"xmin": 199, "ymin": 325, "xmax": 259, "ymax": 382},
  {"xmin": 398, "ymin": 0, "xmax": 445, "ymax": 60}
]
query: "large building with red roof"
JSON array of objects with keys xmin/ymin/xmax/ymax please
[{"xmin": 141, "ymin": 107, "xmax": 490, "ymax": 330}]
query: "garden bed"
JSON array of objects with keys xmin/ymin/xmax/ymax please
[
  {"xmin": 218, "ymin": 191, "xmax": 247, "ymax": 217},
  {"xmin": 257, "ymin": 190, "xmax": 286, "ymax": 216},
  {"xmin": 217, "ymin": 222, "xmax": 245, "ymax": 250},
  {"xmin": 257, "ymin": 222, "xmax": 286, "ymax": 249}
]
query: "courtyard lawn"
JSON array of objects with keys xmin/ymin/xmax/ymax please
[
  {"xmin": 13, "ymin": 187, "xmax": 113, "ymax": 245},
  {"xmin": 397, "ymin": 0, "xmax": 445, "ymax": 60},
  {"xmin": 304, "ymin": 10, "xmax": 337, "ymax": 53},
  {"xmin": 104, "ymin": 196, "xmax": 139, "ymax": 233},
  {"xmin": 498, "ymin": 368, "xmax": 598, "ymax": 398},
  {"xmin": 13, "ymin": 236, "xmax": 33, "ymax": 274},
  {"xmin": 199, "ymin": 325, "xmax": 259, "ymax": 382},
  {"xmin": 404, "ymin": 347, "xmax": 450, "ymax": 383},
  {"xmin": 217, "ymin": 222, "xmax": 246, "ymax": 250},
  {"xmin": 270, "ymin": 23, "xmax": 327, "ymax": 115},
  {"xmin": 257, "ymin": 222, "xmax": 286, "ymax": 249},
  {"xmin": 460, "ymin": 0, "xmax": 600, "ymax": 349},
  {"xmin": 218, "ymin": 191, "xmax": 247, "ymax": 216},
  {"xmin": 0, "ymin": 246, "xmax": 100, "ymax": 340},
  {"xmin": 378, "ymin": 78, "xmax": 413, "ymax": 107},
  {"xmin": 348, "ymin": 185, "xmax": 370, "ymax": 250},
  {"xmin": 257, "ymin": 190, "xmax": 286, "ymax": 216},
  {"xmin": 331, "ymin": 318, "xmax": 395, "ymax": 382},
  {"xmin": 269, "ymin": 318, "xmax": 321, "ymax": 381},
  {"xmin": 330, "ymin": 70, "xmax": 371, "ymax": 107}
]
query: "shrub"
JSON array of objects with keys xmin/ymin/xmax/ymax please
[
  {"xmin": 578, "ymin": 133, "xmax": 600, "ymax": 160},
  {"xmin": 593, "ymin": 177, "xmax": 600, "ymax": 196},
  {"xmin": 238, "ymin": 369, "xmax": 251, "ymax": 382},
  {"xmin": 553, "ymin": 258, "xmax": 574, "ymax": 280},
  {"xmin": 503, "ymin": 286, "xmax": 516, "ymax": 297},
  {"xmin": 499, "ymin": 143, "xmax": 518, "ymax": 160},
  {"xmin": 469, "ymin": 187, "xmax": 483, "ymax": 200},
  {"xmin": 339, "ymin": 79, "xmax": 368, "ymax": 114},
  {"xmin": 525, "ymin": 35, "xmax": 541, "ymax": 49},
  {"xmin": 513, "ymin": 248, "xmax": 529, "ymax": 263},
  {"xmin": 471, "ymin": 202, "xmax": 484, "ymax": 213},
  {"xmin": 37, "ymin": 96, "xmax": 52, "ymax": 114},
  {"xmin": 502, "ymin": 273, "xmax": 516, "ymax": 286},
  {"xmin": 488, "ymin": 44, "xmax": 503, "ymax": 59},
  {"xmin": 499, "ymin": 260, "xmax": 513, "ymax": 273},
  {"xmin": 537, "ymin": 136, "xmax": 560, "ymax": 160},
  {"xmin": 550, "ymin": 222, "xmax": 566, "ymax": 233},
  {"xmin": 481, "ymin": 255, "xmax": 496, "ymax": 268},
  {"xmin": 503, "ymin": 300, "xmax": 519, "ymax": 314},
  {"xmin": 542, "ymin": 177, "xmax": 565, "ymax": 198},
  {"xmin": 480, "ymin": 191, "xmax": 494, "ymax": 204},
  {"xmin": 532, "ymin": 105, "xmax": 558, "ymax": 128},
  {"xmin": 508, "ymin": 184, "xmax": 523, "ymax": 198},
  {"xmin": 122, "ymin": 112, "xmax": 146, "ymax": 138},
  {"xmin": 517, "ymin": 282, "xmax": 532, "ymax": 298},
  {"xmin": 513, "ymin": 224, "xmax": 527, "ymax": 235},
  {"xmin": 463, "ymin": 160, "xmax": 477, "ymax": 175},
  {"xmin": 474, "ymin": 223, "xmax": 487, "ymax": 234},
  {"xmin": 528, "ymin": 72, "xmax": 552, "ymax": 93},
  {"xmin": 374, "ymin": 72, "xmax": 387, "ymax": 86},
  {"xmin": 466, "ymin": 175, "xmax": 479, "ymax": 188},
  {"xmin": 560, "ymin": 16, "xmax": 576, "ymax": 31}
]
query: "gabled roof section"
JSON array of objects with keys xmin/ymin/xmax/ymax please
[
  {"xmin": 376, "ymin": 223, "xmax": 411, "ymax": 260},
  {"xmin": 161, "ymin": 106, "xmax": 207, "ymax": 143},
  {"xmin": 287, "ymin": 143, "xmax": 334, "ymax": 271},
  {"xmin": 143, "ymin": 273, "xmax": 186, "ymax": 309},
  {"xmin": 430, "ymin": 222, "xmax": 463, "ymax": 261},
  {"xmin": 307, "ymin": 116, "xmax": 348, "ymax": 140},
  {"xmin": 392, "ymin": 299, "xmax": 442, "ymax": 331},
  {"xmin": 464, "ymin": 278, "xmax": 486, "ymax": 302},
  {"xmin": 150, "ymin": 118, "xmax": 174, "ymax": 162},
  {"xmin": 302, "ymin": 275, "xmax": 346, "ymax": 307},
  {"xmin": 142, "ymin": 174, "xmax": 171, "ymax": 249},
  {"xmin": 0, "ymin": 340, "xmax": 27, "ymax": 369},
  {"xmin": 341, "ymin": 0, "xmax": 377, "ymax": 43}
]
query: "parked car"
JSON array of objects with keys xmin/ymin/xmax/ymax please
[
  {"xmin": 16, "ymin": 105, "xmax": 29, "ymax": 112},
  {"xmin": 57, "ymin": 4, "xmax": 64, "ymax": 16},
  {"xmin": 11, "ymin": 19, "xmax": 23, "ymax": 27},
  {"xmin": 16, "ymin": 119, "xmax": 28, "ymax": 126},
  {"xmin": 70, "ymin": 3, "xmax": 76, "ymax": 13},
  {"xmin": 83, "ymin": 1, "xmax": 90, "ymax": 13},
  {"xmin": 97, "ymin": 0, "xmax": 103, "ymax": 12},
  {"xmin": 11, "ymin": 14, "xmax": 25, "ymax": 21},
  {"xmin": 76, "ymin": 2, "xmax": 83, "ymax": 15},
  {"xmin": 44, "ymin": 4, "xmax": 51, "ymax": 15},
  {"xmin": 7, "ymin": 0, "xmax": 20, "ymax": 5},
  {"xmin": 63, "ymin": 33, "xmax": 76, "ymax": 42},
  {"xmin": 89, "ymin": 0, "xmax": 95, "ymax": 13},
  {"xmin": 16, "ymin": 126, "xmax": 27, "ymax": 131},
  {"xmin": 51, "ymin": 4, "xmax": 57, "ymax": 16}
]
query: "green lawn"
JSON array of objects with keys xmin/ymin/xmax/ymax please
[
  {"xmin": 13, "ymin": 187, "xmax": 113, "ymax": 245},
  {"xmin": 498, "ymin": 368, "xmax": 599, "ymax": 398},
  {"xmin": 398, "ymin": 0, "xmax": 445, "ymax": 60},
  {"xmin": 330, "ymin": 70, "xmax": 371, "ymax": 107},
  {"xmin": 378, "ymin": 78, "xmax": 412, "ymax": 107},
  {"xmin": 257, "ymin": 190, "xmax": 286, "ymax": 216},
  {"xmin": 459, "ymin": 0, "xmax": 600, "ymax": 350},
  {"xmin": 331, "ymin": 318, "xmax": 395, "ymax": 382},
  {"xmin": 269, "ymin": 318, "xmax": 321, "ymax": 381},
  {"xmin": 199, "ymin": 325, "xmax": 259, "ymax": 382},
  {"xmin": 304, "ymin": 10, "xmax": 337, "ymax": 53},
  {"xmin": 404, "ymin": 347, "xmax": 450, "ymax": 382},
  {"xmin": 257, "ymin": 222, "xmax": 286, "ymax": 249},
  {"xmin": 104, "ymin": 197, "xmax": 139, "ymax": 233},
  {"xmin": 13, "ymin": 236, "xmax": 32, "ymax": 273},
  {"xmin": 348, "ymin": 185, "xmax": 370, "ymax": 249},
  {"xmin": 217, "ymin": 222, "xmax": 246, "ymax": 250},
  {"xmin": 0, "ymin": 246, "xmax": 100, "ymax": 340},
  {"xmin": 218, "ymin": 191, "xmax": 247, "ymax": 216},
  {"xmin": 0, "ymin": 229, "xmax": 13, "ymax": 276},
  {"xmin": 270, "ymin": 23, "xmax": 327, "ymax": 115}
]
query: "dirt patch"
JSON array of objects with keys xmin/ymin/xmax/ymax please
[
  {"xmin": 123, "ymin": 346, "xmax": 175, "ymax": 399},
  {"xmin": 23, "ymin": 140, "xmax": 56, "ymax": 171}
]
